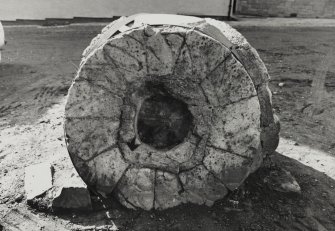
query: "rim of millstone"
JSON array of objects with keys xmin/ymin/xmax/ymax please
[{"xmin": 64, "ymin": 16, "xmax": 279, "ymax": 210}]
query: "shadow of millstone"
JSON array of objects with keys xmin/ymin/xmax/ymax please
[{"xmin": 54, "ymin": 152, "xmax": 335, "ymax": 231}]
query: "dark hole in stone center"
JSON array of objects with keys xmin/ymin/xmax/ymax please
[{"xmin": 137, "ymin": 94, "xmax": 193, "ymax": 150}]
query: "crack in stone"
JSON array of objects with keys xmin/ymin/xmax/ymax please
[
  {"xmin": 111, "ymin": 165, "xmax": 130, "ymax": 195},
  {"xmin": 153, "ymin": 169, "xmax": 157, "ymax": 209},
  {"xmin": 200, "ymin": 83, "xmax": 211, "ymax": 104},
  {"xmin": 203, "ymin": 53, "xmax": 231, "ymax": 82},
  {"xmin": 124, "ymin": 32, "xmax": 163, "ymax": 66},
  {"xmin": 75, "ymin": 78, "xmax": 119, "ymax": 96},
  {"xmin": 103, "ymin": 50, "xmax": 144, "ymax": 76},
  {"xmin": 106, "ymin": 44, "xmax": 144, "ymax": 68},
  {"xmin": 124, "ymin": 33, "xmax": 145, "ymax": 46},
  {"xmin": 163, "ymin": 33, "xmax": 185, "ymax": 67},
  {"xmin": 202, "ymin": 162, "xmax": 229, "ymax": 189},
  {"xmin": 206, "ymin": 144, "xmax": 252, "ymax": 160},
  {"xmin": 116, "ymin": 190, "xmax": 140, "ymax": 209},
  {"xmin": 184, "ymin": 42, "xmax": 194, "ymax": 73},
  {"xmin": 66, "ymin": 116, "xmax": 119, "ymax": 121},
  {"xmin": 176, "ymin": 174, "xmax": 186, "ymax": 194},
  {"xmin": 83, "ymin": 143, "xmax": 119, "ymax": 163},
  {"xmin": 217, "ymin": 94, "xmax": 258, "ymax": 111}
]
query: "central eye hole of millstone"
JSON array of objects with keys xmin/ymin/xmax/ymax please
[{"xmin": 137, "ymin": 94, "xmax": 193, "ymax": 150}]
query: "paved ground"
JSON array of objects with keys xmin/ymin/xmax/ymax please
[{"xmin": 1, "ymin": 19, "xmax": 335, "ymax": 230}]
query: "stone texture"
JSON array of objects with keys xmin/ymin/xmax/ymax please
[
  {"xmin": 79, "ymin": 64, "xmax": 128, "ymax": 98},
  {"xmin": 154, "ymin": 171, "xmax": 183, "ymax": 209},
  {"xmin": 25, "ymin": 162, "xmax": 53, "ymax": 201},
  {"xmin": 201, "ymin": 55, "xmax": 257, "ymax": 107},
  {"xmin": 209, "ymin": 96, "xmax": 261, "ymax": 157},
  {"xmin": 180, "ymin": 165, "xmax": 228, "ymax": 206},
  {"xmin": 85, "ymin": 148, "xmax": 129, "ymax": 194},
  {"xmin": 65, "ymin": 80, "xmax": 122, "ymax": 119},
  {"xmin": 185, "ymin": 29, "xmax": 230, "ymax": 80},
  {"xmin": 65, "ymin": 16, "xmax": 279, "ymax": 210},
  {"xmin": 115, "ymin": 168, "xmax": 155, "ymax": 210},
  {"xmin": 146, "ymin": 27, "xmax": 174, "ymax": 75},
  {"xmin": 204, "ymin": 147, "xmax": 252, "ymax": 190},
  {"xmin": 65, "ymin": 118, "xmax": 119, "ymax": 161}
]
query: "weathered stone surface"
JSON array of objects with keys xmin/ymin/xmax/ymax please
[
  {"xmin": 201, "ymin": 55, "xmax": 257, "ymax": 107},
  {"xmin": 209, "ymin": 96, "xmax": 261, "ymax": 157},
  {"xmin": 146, "ymin": 27, "xmax": 174, "ymax": 75},
  {"xmin": 155, "ymin": 171, "xmax": 183, "ymax": 209},
  {"xmin": 180, "ymin": 165, "xmax": 228, "ymax": 206},
  {"xmin": 104, "ymin": 43, "xmax": 146, "ymax": 78},
  {"xmin": 261, "ymin": 114, "xmax": 280, "ymax": 157},
  {"xmin": 25, "ymin": 162, "xmax": 53, "ymax": 201},
  {"xmin": 84, "ymin": 148, "xmax": 129, "ymax": 194},
  {"xmin": 185, "ymin": 29, "xmax": 230, "ymax": 80},
  {"xmin": 121, "ymin": 142, "xmax": 185, "ymax": 173},
  {"xmin": 204, "ymin": 147, "xmax": 251, "ymax": 190},
  {"xmin": 163, "ymin": 33, "xmax": 184, "ymax": 66},
  {"xmin": 65, "ymin": 118, "xmax": 119, "ymax": 161},
  {"xmin": 116, "ymin": 168, "xmax": 155, "ymax": 210},
  {"xmin": 65, "ymin": 80, "xmax": 122, "ymax": 119},
  {"xmin": 79, "ymin": 64, "xmax": 127, "ymax": 98},
  {"xmin": 65, "ymin": 16, "xmax": 279, "ymax": 211}
]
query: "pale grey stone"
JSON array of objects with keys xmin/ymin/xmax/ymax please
[
  {"xmin": 116, "ymin": 168, "xmax": 155, "ymax": 210},
  {"xmin": 65, "ymin": 118, "xmax": 119, "ymax": 161},
  {"xmin": 180, "ymin": 165, "xmax": 228, "ymax": 206},
  {"xmin": 25, "ymin": 162, "xmax": 53, "ymax": 201},
  {"xmin": 85, "ymin": 148, "xmax": 129, "ymax": 194},
  {"xmin": 154, "ymin": 171, "xmax": 183, "ymax": 209},
  {"xmin": 209, "ymin": 96, "xmax": 261, "ymax": 157}
]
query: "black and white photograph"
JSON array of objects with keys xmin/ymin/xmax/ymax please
[{"xmin": 0, "ymin": 0, "xmax": 335, "ymax": 230}]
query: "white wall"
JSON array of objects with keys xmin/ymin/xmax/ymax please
[{"xmin": 0, "ymin": 0, "xmax": 230, "ymax": 20}]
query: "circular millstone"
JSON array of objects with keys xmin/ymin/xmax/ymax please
[{"xmin": 65, "ymin": 17, "xmax": 279, "ymax": 210}]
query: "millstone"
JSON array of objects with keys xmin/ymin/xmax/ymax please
[{"xmin": 64, "ymin": 14, "xmax": 280, "ymax": 210}]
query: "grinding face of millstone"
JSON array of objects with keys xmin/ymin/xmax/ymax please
[{"xmin": 65, "ymin": 22, "xmax": 273, "ymax": 211}]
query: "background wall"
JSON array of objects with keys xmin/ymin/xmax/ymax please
[
  {"xmin": 0, "ymin": 0, "xmax": 230, "ymax": 21},
  {"xmin": 236, "ymin": 0, "xmax": 335, "ymax": 18}
]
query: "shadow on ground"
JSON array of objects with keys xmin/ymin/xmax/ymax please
[{"xmin": 53, "ymin": 152, "xmax": 335, "ymax": 231}]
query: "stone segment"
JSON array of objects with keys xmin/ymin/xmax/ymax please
[
  {"xmin": 85, "ymin": 148, "xmax": 129, "ymax": 194},
  {"xmin": 121, "ymin": 140, "xmax": 196, "ymax": 173},
  {"xmin": 25, "ymin": 162, "xmax": 53, "ymax": 201},
  {"xmin": 146, "ymin": 27, "xmax": 174, "ymax": 75},
  {"xmin": 65, "ymin": 80, "xmax": 122, "ymax": 119},
  {"xmin": 203, "ymin": 147, "xmax": 251, "ymax": 190},
  {"xmin": 209, "ymin": 96, "xmax": 261, "ymax": 157},
  {"xmin": 108, "ymin": 35, "xmax": 147, "ymax": 65},
  {"xmin": 163, "ymin": 33, "xmax": 184, "ymax": 66},
  {"xmin": 201, "ymin": 55, "xmax": 257, "ymax": 107},
  {"xmin": 185, "ymin": 29, "xmax": 231, "ymax": 80},
  {"xmin": 179, "ymin": 136, "xmax": 208, "ymax": 171},
  {"xmin": 261, "ymin": 114, "xmax": 280, "ymax": 157},
  {"xmin": 116, "ymin": 168, "xmax": 155, "ymax": 211},
  {"xmin": 180, "ymin": 165, "xmax": 228, "ymax": 206},
  {"xmin": 154, "ymin": 171, "xmax": 183, "ymax": 209},
  {"xmin": 104, "ymin": 44, "xmax": 146, "ymax": 78},
  {"xmin": 65, "ymin": 118, "xmax": 119, "ymax": 161},
  {"xmin": 79, "ymin": 64, "xmax": 128, "ymax": 97}
]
